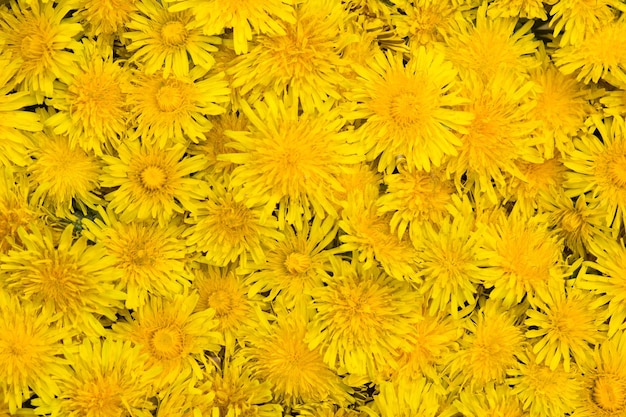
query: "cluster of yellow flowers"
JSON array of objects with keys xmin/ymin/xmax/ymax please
[{"xmin": 2, "ymin": 0, "xmax": 626, "ymax": 416}]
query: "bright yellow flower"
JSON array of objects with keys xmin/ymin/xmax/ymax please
[
  {"xmin": 347, "ymin": 46, "xmax": 471, "ymax": 173},
  {"xmin": 529, "ymin": 59, "xmax": 594, "ymax": 158},
  {"xmin": 575, "ymin": 331, "xmax": 626, "ymax": 417},
  {"xmin": 0, "ymin": 167, "xmax": 39, "ymax": 254},
  {"xmin": 125, "ymin": 0, "xmax": 220, "ymax": 77},
  {"xmin": 361, "ymin": 380, "xmax": 443, "ymax": 417},
  {"xmin": 184, "ymin": 175, "xmax": 283, "ymax": 268},
  {"xmin": 338, "ymin": 194, "xmax": 421, "ymax": 282},
  {"xmin": 0, "ymin": 50, "xmax": 41, "ymax": 167},
  {"xmin": 0, "ymin": 225, "xmax": 124, "ymax": 336},
  {"xmin": 455, "ymin": 385, "xmax": 526, "ymax": 417},
  {"xmin": 447, "ymin": 71, "xmax": 542, "ymax": 203},
  {"xmin": 487, "ymin": 0, "xmax": 547, "ymax": 19},
  {"xmin": 479, "ymin": 212, "xmax": 569, "ymax": 308},
  {"xmin": 204, "ymin": 355, "xmax": 282, "ymax": 417},
  {"xmin": 165, "ymin": 0, "xmax": 294, "ymax": 55},
  {"xmin": 45, "ymin": 39, "xmax": 131, "ymax": 155},
  {"xmin": 100, "ymin": 140, "xmax": 210, "ymax": 224},
  {"xmin": 392, "ymin": 0, "xmax": 466, "ymax": 48},
  {"xmin": 376, "ymin": 160, "xmax": 455, "ymax": 240},
  {"xmin": 83, "ymin": 208, "xmax": 192, "ymax": 310},
  {"xmin": 33, "ymin": 338, "xmax": 160, "ymax": 417},
  {"xmin": 244, "ymin": 312, "xmax": 350, "ymax": 406},
  {"xmin": 563, "ymin": 117, "xmax": 626, "ymax": 234},
  {"xmin": 220, "ymin": 95, "xmax": 364, "ymax": 228},
  {"xmin": 307, "ymin": 258, "xmax": 422, "ymax": 376},
  {"xmin": 509, "ymin": 351, "xmax": 584, "ymax": 417},
  {"xmin": 578, "ymin": 234, "xmax": 626, "ymax": 337},
  {"xmin": 0, "ymin": 291, "xmax": 72, "ymax": 414},
  {"xmin": 245, "ymin": 216, "xmax": 339, "ymax": 314},
  {"xmin": 74, "ymin": 0, "xmax": 138, "ymax": 36},
  {"xmin": 449, "ymin": 300, "xmax": 525, "ymax": 389},
  {"xmin": 192, "ymin": 263, "xmax": 267, "ymax": 354},
  {"xmin": 127, "ymin": 67, "xmax": 229, "ymax": 146},
  {"xmin": 526, "ymin": 286, "xmax": 606, "ymax": 372},
  {"xmin": 28, "ymin": 118, "xmax": 102, "ymax": 217},
  {"xmin": 445, "ymin": 3, "xmax": 540, "ymax": 82},
  {"xmin": 554, "ymin": 17, "xmax": 626, "ymax": 85},
  {"xmin": 228, "ymin": 0, "xmax": 350, "ymax": 112},
  {"xmin": 154, "ymin": 368, "xmax": 213, "ymax": 417},
  {"xmin": 415, "ymin": 213, "xmax": 494, "ymax": 318},
  {"xmin": 549, "ymin": 0, "xmax": 626, "ymax": 46},
  {"xmin": 0, "ymin": 0, "xmax": 82, "ymax": 100},
  {"xmin": 112, "ymin": 293, "xmax": 222, "ymax": 388}
]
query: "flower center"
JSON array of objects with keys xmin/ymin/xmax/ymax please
[
  {"xmin": 156, "ymin": 84, "xmax": 184, "ymax": 112},
  {"xmin": 140, "ymin": 166, "xmax": 167, "ymax": 190},
  {"xmin": 150, "ymin": 326, "xmax": 183, "ymax": 359},
  {"xmin": 559, "ymin": 209, "xmax": 584, "ymax": 233},
  {"xmin": 21, "ymin": 32, "xmax": 50, "ymax": 61},
  {"xmin": 390, "ymin": 90, "xmax": 429, "ymax": 127},
  {"xmin": 284, "ymin": 252, "xmax": 311, "ymax": 275},
  {"xmin": 161, "ymin": 20, "xmax": 188, "ymax": 46},
  {"xmin": 609, "ymin": 155, "xmax": 626, "ymax": 188},
  {"xmin": 593, "ymin": 374, "xmax": 625, "ymax": 411},
  {"xmin": 207, "ymin": 289, "xmax": 235, "ymax": 317}
]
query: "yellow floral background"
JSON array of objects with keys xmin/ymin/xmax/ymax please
[{"xmin": 1, "ymin": 0, "xmax": 626, "ymax": 416}]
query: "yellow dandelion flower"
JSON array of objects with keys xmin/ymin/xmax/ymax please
[
  {"xmin": 576, "ymin": 332, "xmax": 626, "ymax": 417},
  {"xmin": 361, "ymin": 380, "xmax": 442, "ymax": 417},
  {"xmin": 184, "ymin": 176, "xmax": 283, "ymax": 267},
  {"xmin": 0, "ymin": 167, "xmax": 39, "ymax": 254},
  {"xmin": 529, "ymin": 59, "xmax": 594, "ymax": 158},
  {"xmin": 445, "ymin": 3, "xmax": 540, "ymax": 82},
  {"xmin": 543, "ymin": 192, "xmax": 606, "ymax": 258},
  {"xmin": 447, "ymin": 71, "xmax": 542, "ymax": 203},
  {"xmin": 33, "ymin": 338, "xmax": 160, "ymax": 417},
  {"xmin": 246, "ymin": 216, "xmax": 339, "ymax": 313},
  {"xmin": 0, "ymin": 51, "xmax": 41, "ymax": 167},
  {"xmin": 307, "ymin": 259, "xmax": 422, "ymax": 376},
  {"xmin": 578, "ymin": 235, "xmax": 626, "ymax": 337},
  {"xmin": 449, "ymin": 300, "xmax": 525, "ymax": 389},
  {"xmin": 83, "ymin": 208, "xmax": 192, "ymax": 310},
  {"xmin": 601, "ymin": 84, "xmax": 626, "ymax": 126},
  {"xmin": 506, "ymin": 156, "xmax": 567, "ymax": 218},
  {"xmin": 333, "ymin": 162, "xmax": 382, "ymax": 209},
  {"xmin": 75, "ymin": 0, "xmax": 137, "ymax": 36},
  {"xmin": 220, "ymin": 95, "xmax": 363, "ymax": 227},
  {"xmin": 154, "ymin": 368, "xmax": 213, "ymax": 417},
  {"xmin": 338, "ymin": 194, "xmax": 421, "ymax": 282},
  {"xmin": 127, "ymin": 67, "xmax": 229, "ymax": 146},
  {"xmin": 112, "ymin": 293, "xmax": 222, "ymax": 388},
  {"xmin": 393, "ymin": 308, "xmax": 461, "ymax": 384},
  {"xmin": 509, "ymin": 351, "xmax": 584, "ymax": 417},
  {"xmin": 166, "ymin": 0, "xmax": 294, "ymax": 55},
  {"xmin": 563, "ymin": 117, "xmax": 626, "ymax": 233},
  {"xmin": 549, "ymin": 0, "xmax": 625, "ymax": 46},
  {"xmin": 0, "ymin": 1, "xmax": 82, "ymax": 100},
  {"xmin": 455, "ymin": 384, "xmax": 525, "ymax": 417},
  {"xmin": 348, "ymin": 47, "xmax": 471, "ymax": 173},
  {"xmin": 187, "ymin": 112, "xmax": 248, "ymax": 177},
  {"xmin": 392, "ymin": 0, "xmax": 466, "ymax": 48},
  {"xmin": 0, "ymin": 292, "xmax": 72, "ymax": 414},
  {"xmin": 487, "ymin": 0, "xmax": 547, "ymax": 19},
  {"xmin": 204, "ymin": 356, "xmax": 282, "ymax": 417},
  {"xmin": 244, "ymin": 312, "xmax": 350, "ymax": 406},
  {"xmin": 479, "ymin": 212, "xmax": 569, "ymax": 307},
  {"xmin": 192, "ymin": 263, "xmax": 267, "ymax": 354},
  {"xmin": 125, "ymin": 0, "xmax": 219, "ymax": 78},
  {"xmin": 28, "ymin": 122, "xmax": 102, "ymax": 217},
  {"xmin": 228, "ymin": 0, "xmax": 350, "ymax": 112},
  {"xmin": 376, "ymin": 161, "xmax": 455, "ymax": 240},
  {"xmin": 554, "ymin": 17, "xmax": 626, "ymax": 85},
  {"xmin": 45, "ymin": 39, "xmax": 131, "ymax": 155},
  {"xmin": 0, "ymin": 225, "xmax": 124, "ymax": 336},
  {"xmin": 526, "ymin": 286, "xmax": 606, "ymax": 372},
  {"xmin": 415, "ymin": 214, "xmax": 494, "ymax": 318},
  {"xmin": 101, "ymin": 140, "xmax": 210, "ymax": 224}
]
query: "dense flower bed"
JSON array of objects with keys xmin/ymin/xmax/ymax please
[{"xmin": 1, "ymin": 0, "xmax": 626, "ymax": 416}]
